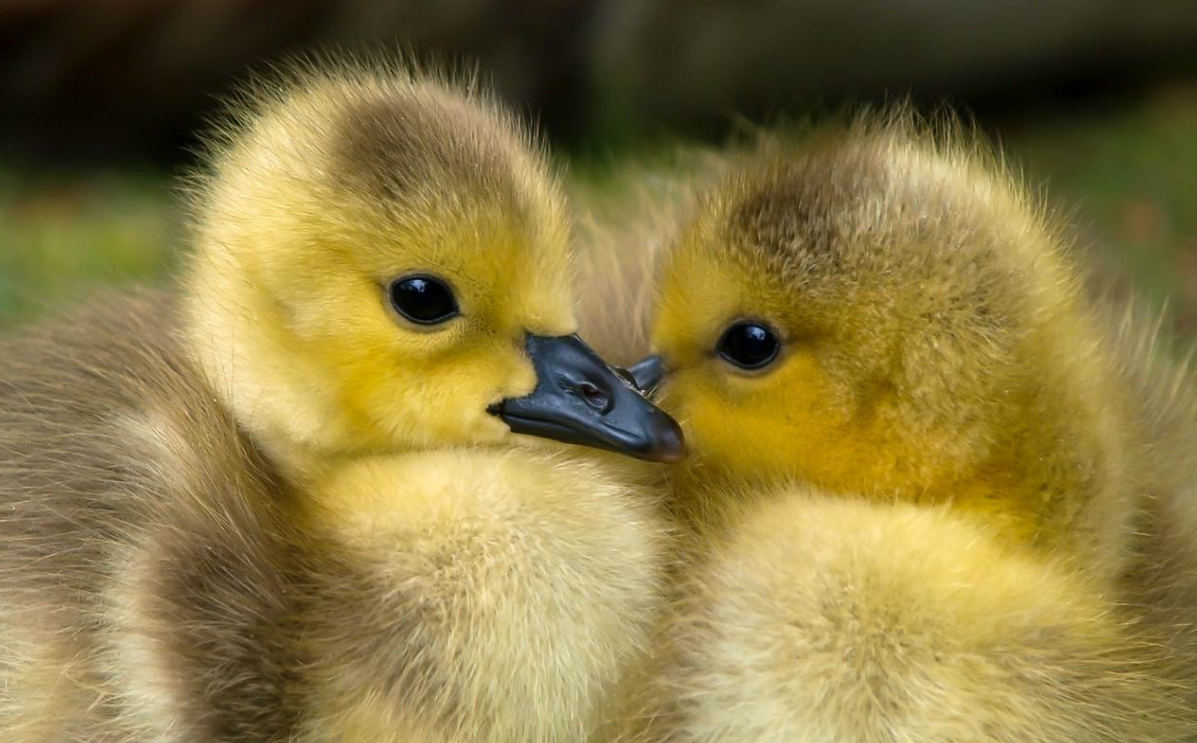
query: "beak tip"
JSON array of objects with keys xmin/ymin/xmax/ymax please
[
  {"xmin": 653, "ymin": 447, "xmax": 686, "ymax": 465},
  {"xmin": 641, "ymin": 416, "xmax": 686, "ymax": 464}
]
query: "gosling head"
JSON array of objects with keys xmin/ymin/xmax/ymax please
[
  {"xmin": 184, "ymin": 64, "xmax": 682, "ymax": 476},
  {"xmin": 647, "ymin": 122, "xmax": 1102, "ymax": 502}
]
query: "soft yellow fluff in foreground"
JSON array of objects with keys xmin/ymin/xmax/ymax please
[{"xmin": 299, "ymin": 449, "xmax": 663, "ymax": 743}]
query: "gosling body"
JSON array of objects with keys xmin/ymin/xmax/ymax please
[
  {"xmin": 622, "ymin": 120, "xmax": 1197, "ymax": 741},
  {"xmin": 0, "ymin": 292, "xmax": 299, "ymax": 742},
  {"xmin": 0, "ymin": 62, "xmax": 674, "ymax": 743}
]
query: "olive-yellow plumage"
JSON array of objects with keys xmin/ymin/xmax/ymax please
[
  {"xmin": 185, "ymin": 65, "xmax": 576, "ymax": 481},
  {"xmin": 0, "ymin": 61, "xmax": 671, "ymax": 743},
  {"xmin": 296, "ymin": 448, "xmax": 664, "ymax": 743},
  {"xmin": 653, "ymin": 127, "xmax": 1127, "ymax": 558},
  {"xmin": 610, "ymin": 119, "xmax": 1197, "ymax": 741}
]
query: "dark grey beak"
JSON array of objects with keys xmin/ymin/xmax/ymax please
[
  {"xmin": 624, "ymin": 354, "xmax": 667, "ymax": 395},
  {"xmin": 489, "ymin": 335, "xmax": 685, "ymax": 463}
]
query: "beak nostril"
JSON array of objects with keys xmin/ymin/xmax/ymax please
[{"xmin": 578, "ymin": 381, "xmax": 610, "ymax": 412}]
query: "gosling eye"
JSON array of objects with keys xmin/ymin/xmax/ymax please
[
  {"xmin": 388, "ymin": 275, "xmax": 460, "ymax": 325},
  {"xmin": 716, "ymin": 321, "xmax": 781, "ymax": 371}
]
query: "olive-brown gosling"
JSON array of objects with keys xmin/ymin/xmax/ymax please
[
  {"xmin": 616, "ymin": 119, "xmax": 1197, "ymax": 742},
  {"xmin": 0, "ymin": 61, "xmax": 682, "ymax": 743}
]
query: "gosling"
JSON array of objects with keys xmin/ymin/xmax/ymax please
[
  {"xmin": 620, "ymin": 118, "xmax": 1197, "ymax": 742},
  {"xmin": 0, "ymin": 60, "xmax": 681, "ymax": 743}
]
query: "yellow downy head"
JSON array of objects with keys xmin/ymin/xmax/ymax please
[
  {"xmin": 651, "ymin": 121, "xmax": 1128, "ymax": 547},
  {"xmin": 183, "ymin": 64, "xmax": 578, "ymax": 476}
]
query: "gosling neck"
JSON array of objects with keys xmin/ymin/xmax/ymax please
[{"xmin": 182, "ymin": 248, "xmax": 370, "ymax": 486}]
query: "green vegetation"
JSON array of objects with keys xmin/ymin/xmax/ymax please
[
  {"xmin": 0, "ymin": 171, "xmax": 176, "ymax": 324},
  {"xmin": 1009, "ymin": 89, "xmax": 1197, "ymax": 337}
]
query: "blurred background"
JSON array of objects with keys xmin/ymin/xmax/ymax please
[{"xmin": 1, "ymin": 0, "xmax": 1196, "ymax": 340}]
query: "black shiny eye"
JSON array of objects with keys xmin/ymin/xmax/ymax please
[
  {"xmin": 717, "ymin": 321, "xmax": 781, "ymax": 370},
  {"xmin": 388, "ymin": 275, "xmax": 459, "ymax": 325}
]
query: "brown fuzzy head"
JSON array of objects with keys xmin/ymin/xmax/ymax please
[{"xmin": 652, "ymin": 119, "xmax": 1121, "ymax": 540}]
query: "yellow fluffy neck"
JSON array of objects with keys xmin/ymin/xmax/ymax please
[
  {"xmin": 673, "ymin": 366, "xmax": 1133, "ymax": 580},
  {"xmin": 182, "ymin": 248, "xmax": 364, "ymax": 484}
]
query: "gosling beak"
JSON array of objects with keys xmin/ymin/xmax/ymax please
[
  {"xmin": 624, "ymin": 354, "xmax": 667, "ymax": 396},
  {"xmin": 490, "ymin": 335, "xmax": 685, "ymax": 463}
]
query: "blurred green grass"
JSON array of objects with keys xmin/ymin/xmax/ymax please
[
  {"xmin": 0, "ymin": 171, "xmax": 176, "ymax": 324},
  {"xmin": 1007, "ymin": 86, "xmax": 1197, "ymax": 338},
  {"xmin": 2, "ymin": 91, "xmax": 1196, "ymax": 342}
]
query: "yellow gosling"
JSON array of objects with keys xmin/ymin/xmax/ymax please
[
  {"xmin": 0, "ymin": 60, "xmax": 681, "ymax": 743},
  {"xmin": 623, "ymin": 118, "xmax": 1197, "ymax": 741}
]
